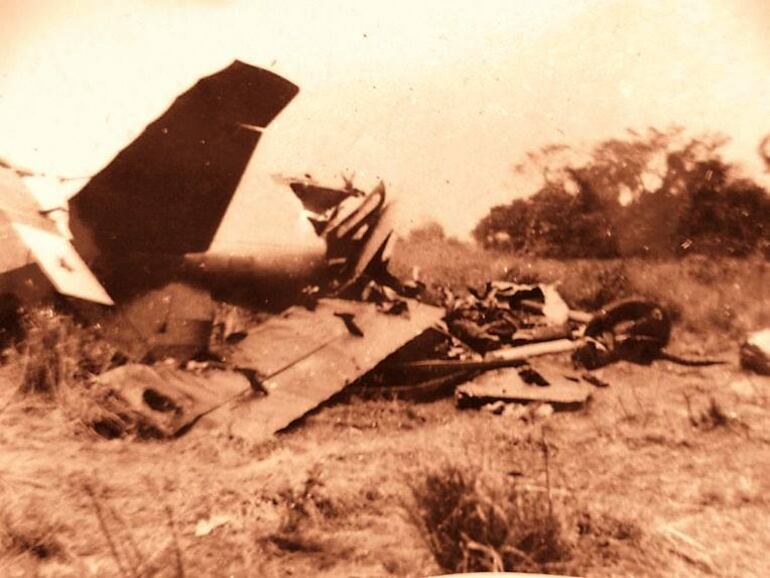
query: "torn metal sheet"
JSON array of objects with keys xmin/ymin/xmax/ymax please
[
  {"xmin": 322, "ymin": 183, "xmax": 385, "ymax": 239},
  {"xmin": 347, "ymin": 201, "xmax": 396, "ymax": 282},
  {"xmin": 455, "ymin": 365, "xmax": 593, "ymax": 409},
  {"xmin": 289, "ymin": 181, "xmax": 362, "ymax": 214},
  {"xmin": 328, "ymin": 182, "xmax": 386, "ymax": 240},
  {"xmin": 199, "ymin": 298, "xmax": 443, "ymax": 440},
  {"xmin": 92, "ymin": 363, "xmax": 251, "ymax": 438}
]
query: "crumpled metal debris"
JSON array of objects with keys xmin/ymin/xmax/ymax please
[
  {"xmin": 373, "ymin": 282, "xmax": 596, "ymax": 407},
  {"xmin": 740, "ymin": 328, "xmax": 770, "ymax": 375},
  {"xmin": 441, "ymin": 282, "xmax": 575, "ymax": 353},
  {"xmin": 290, "ymin": 179, "xmax": 398, "ymax": 294},
  {"xmin": 289, "ymin": 179, "xmax": 364, "ymax": 215},
  {"xmin": 84, "ymin": 220, "xmax": 708, "ymax": 440},
  {"xmin": 285, "ymin": 178, "xmax": 423, "ymax": 324},
  {"xmin": 572, "ymin": 298, "xmax": 671, "ymax": 369}
]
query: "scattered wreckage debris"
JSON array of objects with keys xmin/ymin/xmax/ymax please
[
  {"xmin": 387, "ymin": 339, "xmax": 578, "ymax": 372},
  {"xmin": 0, "ymin": 61, "xmax": 738, "ymax": 441},
  {"xmin": 441, "ymin": 281, "xmax": 574, "ymax": 352},
  {"xmin": 89, "ymin": 363, "xmax": 250, "ymax": 438},
  {"xmin": 352, "ymin": 283, "xmax": 597, "ymax": 414},
  {"xmin": 89, "ymin": 298, "xmax": 443, "ymax": 439},
  {"xmin": 572, "ymin": 298, "xmax": 726, "ymax": 370},
  {"xmin": 380, "ymin": 289, "xmax": 724, "ymax": 416},
  {"xmin": 456, "ymin": 363, "xmax": 594, "ymax": 410},
  {"xmin": 84, "ymin": 276, "xmax": 732, "ymax": 437},
  {"xmin": 740, "ymin": 328, "xmax": 770, "ymax": 375},
  {"xmin": 4, "ymin": 179, "xmax": 730, "ymax": 439}
]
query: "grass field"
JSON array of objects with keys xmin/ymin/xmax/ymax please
[
  {"xmin": 392, "ymin": 238, "xmax": 770, "ymax": 348},
  {"xmin": 0, "ymin": 242, "xmax": 768, "ymax": 577}
]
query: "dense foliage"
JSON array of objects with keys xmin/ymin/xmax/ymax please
[{"xmin": 473, "ymin": 129, "xmax": 770, "ymax": 258}]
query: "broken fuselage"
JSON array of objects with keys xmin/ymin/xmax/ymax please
[{"xmin": 1, "ymin": 61, "xmax": 397, "ymax": 359}]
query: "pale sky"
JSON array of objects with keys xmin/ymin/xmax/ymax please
[{"xmin": 1, "ymin": 0, "xmax": 769, "ymax": 239}]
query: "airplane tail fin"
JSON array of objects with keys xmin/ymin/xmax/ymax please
[{"xmin": 69, "ymin": 61, "xmax": 298, "ymax": 258}]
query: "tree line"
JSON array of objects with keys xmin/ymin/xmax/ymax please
[{"xmin": 472, "ymin": 128, "xmax": 770, "ymax": 258}]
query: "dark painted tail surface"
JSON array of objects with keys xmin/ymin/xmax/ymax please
[{"xmin": 70, "ymin": 61, "xmax": 298, "ymax": 257}]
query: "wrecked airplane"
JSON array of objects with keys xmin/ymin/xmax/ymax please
[
  {"xmin": 1, "ymin": 60, "xmax": 732, "ymax": 442},
  {"xmin": 1, "ymin": 60, "xmax": 447, "ymax": 439},
  {"xmin": 1, "ymin": 61, "xmax": 402, "ymax": 360}
]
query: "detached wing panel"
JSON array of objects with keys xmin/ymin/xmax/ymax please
[
  {"xmin": 202, "ymin": 298, "xmax": 444, "ymax": 440},
  {"xmin": 70, "ymin": 61, "xmax": 299, "ymax": 256}
]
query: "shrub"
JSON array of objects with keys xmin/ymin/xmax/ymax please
[
  {"xmin": 409, "ymin": 463, "xmax": 572, "ymax": 573},
  {"xmin": 13, "ymin": 307, "xmax": 123, "ymax": 396},
  {"xmin": 474, "ymin": 128, "xmax": 770, "ymax": 258}
]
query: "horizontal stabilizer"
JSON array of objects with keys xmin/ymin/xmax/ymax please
[{"xmin": 11, "ymin": 222, "xmax": 114, "ymax": 305}]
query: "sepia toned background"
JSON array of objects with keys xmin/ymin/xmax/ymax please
[
  {"xmin": 1, "ymin": 3, "xmax": 769, "ymax": 577},
  {"xmin": 1, "ymin": 0, "xmax": 768, "ymax": 240}
]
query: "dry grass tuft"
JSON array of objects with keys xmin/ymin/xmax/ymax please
[
  {"xmin": 2, "ymin": 307, "xmax": 134, "ymax": 437},
  {"xmin": 0, "ymin": 499, "xmax": 64, "ymax": 562},
  {"xmin": 409, "ymin": 462, "xmax": 574, "ymax": 574},
  {"xmin": 12, "ymin": 307, "xmax": 123, "ymax": 397},
  {"xmin": 685, "ymin": 394, "xmax": 746, "ymax": 432},
  {"xmin": 81, "ymin": 482, "xmax": 188, "ymax": 578},
  {"xmin": 267, "ymin": 465, "xmax": 347, "ymax": 559}
]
